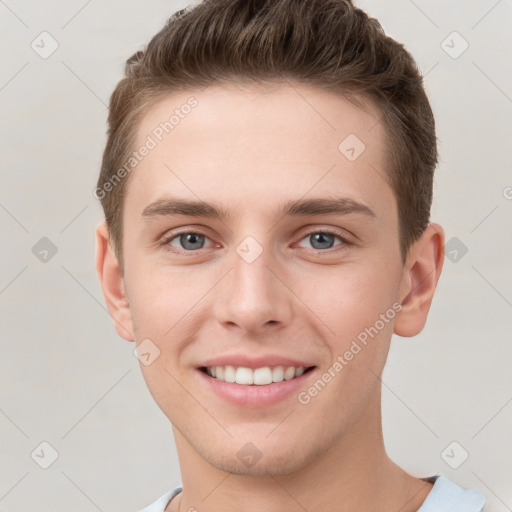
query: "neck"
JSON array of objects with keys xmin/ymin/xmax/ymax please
[{"xmin": 168, "ymin": 386, "xmax": 432, "ymax": 512}]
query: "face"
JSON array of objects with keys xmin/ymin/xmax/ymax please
[{"xmin": 117, "ymin": 83, "xmax": 409, "ymax": 475}]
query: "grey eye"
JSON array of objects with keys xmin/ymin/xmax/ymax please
[
  {"xmin": 177, "ymin": 233, "xmax": 205, "ymax": 250},
  {"xmin": 308, "ymin": 232, "xmax": 336, "ymax": 250}
]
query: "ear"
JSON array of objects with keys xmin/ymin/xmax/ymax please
[
  {"xmin": 95, "ymin": 221, "xmax": 135, "ymax": 341},
  {"xmin": 394, "ymin": 223, "xmax": 445, "ymax": 337}
]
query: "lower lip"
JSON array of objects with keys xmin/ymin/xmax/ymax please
[{"xmin": 196, "ymin": 367, "xmax": 317, "ymax": 408}]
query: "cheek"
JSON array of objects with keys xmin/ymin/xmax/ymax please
[
  {"xmin": 126, "ymin": 265, "xmax": 213, "ymax": 403},
  {"xmin": 126, "ymin": 266, "xmax": 201, "ymax": 339},
  {"xmin": 296, "ymin": 268, "xmax": 400, "ymax": 417},
  {"xmin": 309, "ymin": 264, "xmax": 399, "ymax": 337},
  {"xmin": 127, "ymin": 269, "xmax": 198, "ymax": 410}
]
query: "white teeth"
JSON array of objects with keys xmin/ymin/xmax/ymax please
[
  {"xmin": 253, "ymin": 367, "xmax": 272, "ymax": 385},
  {"xmin": 224, "ymin": 365, "xmax": 236, "ymax": 383},
  {"xmin": 235, "ymin": 367, "xmax": 253, "ymax": 385},
  {"xmin": 272, "ymin": 366, "xmax": 284, "ymax": 382},
  {"xmin": 284, "ymin": 367, "xmax": 296, "ymax": 380},
  {"xmin": 205, "ymin": 365, "xmax": 308, "ymax": 385}
]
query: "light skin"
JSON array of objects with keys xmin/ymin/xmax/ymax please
[{"xmin": 96, "ymin": 83, "xmax": 445, "ymax": 512}]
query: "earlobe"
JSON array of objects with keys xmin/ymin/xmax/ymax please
[
  {"xmin": 394, "ymin": 223, "xmax": 445, "ymax": 338},
  {"xmin": 95, "ymin": 222, "xmax": 135, "ymax": 341}
]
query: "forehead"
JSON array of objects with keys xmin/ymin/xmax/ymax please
[
  {"xmin": 127, "ymin": 82, "xmax": 392, "ymax": 221},
  {"xmin": 134, "ymin": 82, "xmax": 385, "ymax": 154}
]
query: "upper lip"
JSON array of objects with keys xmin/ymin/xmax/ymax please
[{"xmin": 198, "ymin": 354, "xmax": 316, "ymax": 370}]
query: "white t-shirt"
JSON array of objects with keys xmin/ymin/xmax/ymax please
[{"xmin": 138, "ymin": 474, "xmax": 487, "ymax": 511}]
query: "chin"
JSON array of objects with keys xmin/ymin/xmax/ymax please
[{"xmin": 201, "ymin": 439, "xmax": 316, "ymax": 478}]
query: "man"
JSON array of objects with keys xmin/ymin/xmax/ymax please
[{"xmin": 95, "ymin": 0, "xmax": 488, "ymax": 510}]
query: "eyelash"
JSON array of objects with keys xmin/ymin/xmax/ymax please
[{"xmin": 159, "ymin": 228, "xmax": 351, "ymax": 255}]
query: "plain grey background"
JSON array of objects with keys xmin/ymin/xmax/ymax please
[{"xmin": 1, "ymin": 0, "xmax": 511, "ymax": 510}]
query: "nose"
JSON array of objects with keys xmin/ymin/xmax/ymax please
[{"xmin": 213, "ymin": 241, "xmax": 293, "ymax": 334}]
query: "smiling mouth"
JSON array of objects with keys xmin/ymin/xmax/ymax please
[{"xmin": 199, "ymin": 365, "xmax": 316, "ymax": 385}]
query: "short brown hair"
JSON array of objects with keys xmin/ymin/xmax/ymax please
[{"xmin": 97, "ymin": 0, "xmax": 437, "ymax": 270}]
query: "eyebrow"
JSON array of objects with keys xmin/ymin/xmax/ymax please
[{"xmin": 141, "ymin": 196, "xmax": 376, "ymax": 222}]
